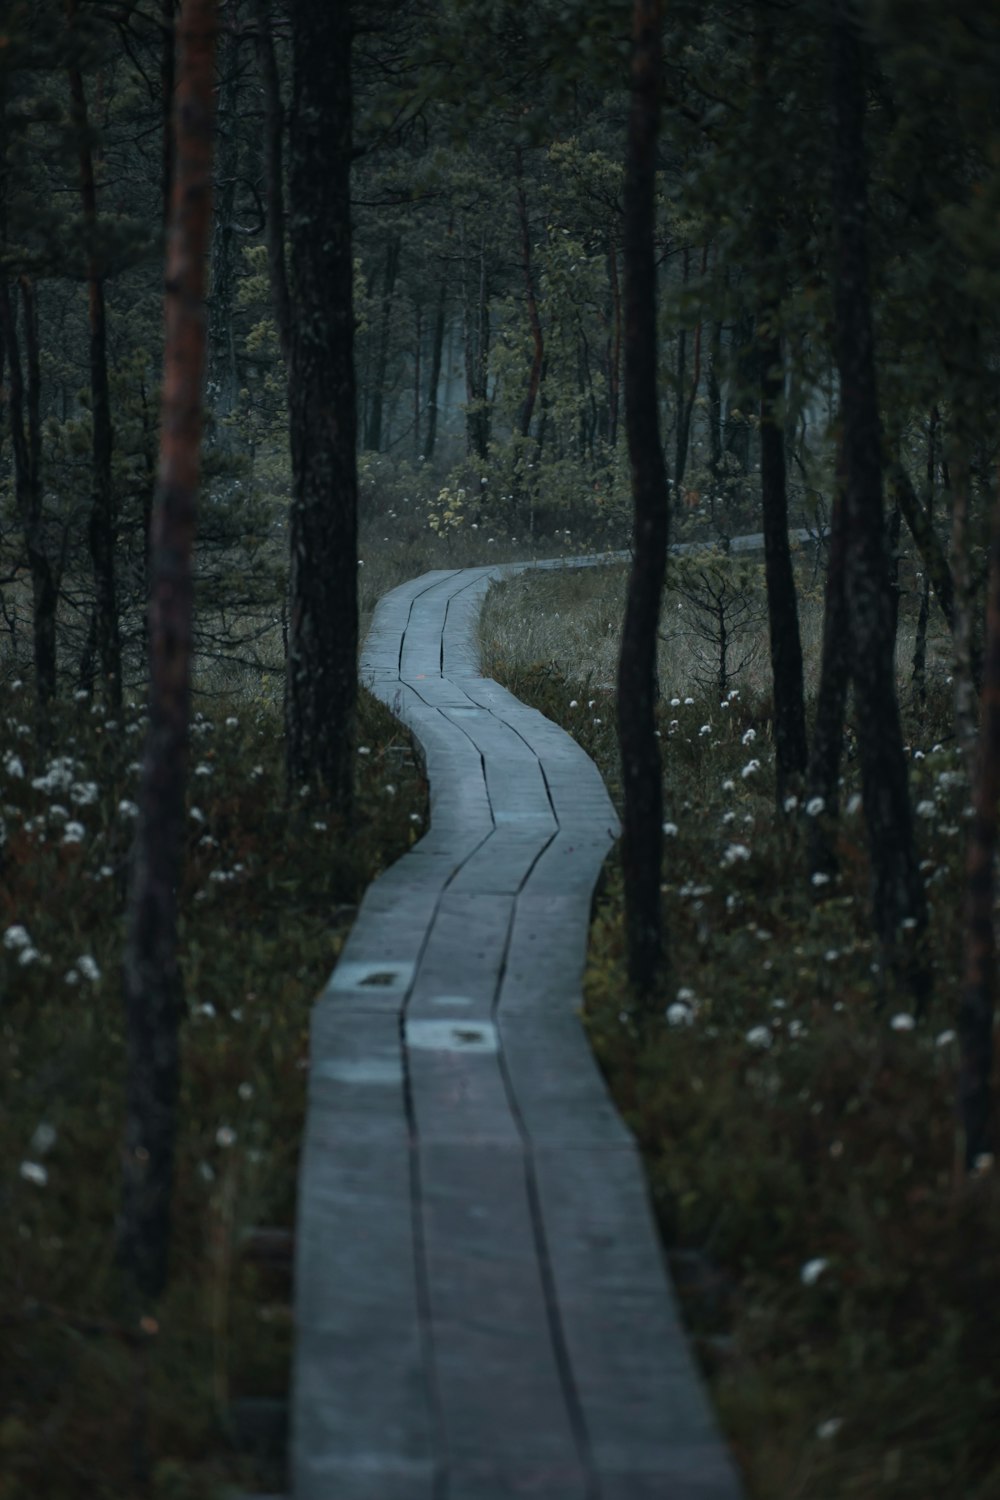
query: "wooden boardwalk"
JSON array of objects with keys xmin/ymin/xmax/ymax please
[{"xmin": 291, "ymin": 559, "xmax": 744, "ymax": 1500}]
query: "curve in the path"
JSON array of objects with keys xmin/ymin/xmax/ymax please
[{"xmin": 291, "ymin": 557, "xmax": 744, "ymax": 1500}]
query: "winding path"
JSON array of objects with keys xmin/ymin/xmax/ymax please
[{"xmin": 291, "ymin": 558, "xmax": 744, "ymax": 1499}]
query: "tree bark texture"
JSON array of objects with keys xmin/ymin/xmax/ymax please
[
  {"xmin": 607, "ymin": 233, "xmax": 621, "ymax": 448},
  {"xmin": 617, "ymin": 0, "xmax": 668, "ymax": 996},
  {"xmin": 364, "ymin": 233, "xmax": 400, "ymax": 452},
  {"xmin": 254, "ymin": 0, "xmax": 291, "ymax": 365},
  {"xmin": 161, "ymin": 0, "xmax": 176, "ymax": 222},
  {"xmin": 207, "ymin": 23, "xmax": 241, "ymax": 422},
  {"xmin": 0, "ymin": 277, "xmax": 57, "ymax": 718},
  {"xmin": 67, "ymin": 9, "xmax": 122, "ymax": 708},
  {"xmin": 806, "ymin": 466, "xmax": 849, "ymax": 881},
  {"xmin": 831, "ymin": 2, "xmax": 928, "ymax": 1004},
  {"xmin": 423, "ymin": 272, "xmax": 446, "ymax": 460},
  {"xmin": 120, "ymin": 0, "xmax": 218, "ymax": 1300},
  {"xmin": 461, "ymin": 221, "xmax": 491, "ymax": 460},
  {"xmin": 888, "ymin": 455, "xmax": 954, "ymax": 633},
  {"xmin": 759, "ymin": 322, "xmax": 807, "ymax": 804},
  {"xmin": 959, "ymin": 480, "xmax": 1000, "ymax": 1169},
  {"xmin": 514, "ymin": 146, "xmax": 544, "ymax": 441},
  {"xmin": 285, "ymin": 0, "xmax": 358, "ymax": 810}
]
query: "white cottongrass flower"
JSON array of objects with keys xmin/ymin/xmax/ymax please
[
  {"xmin": 805, "ymin": 796, "xmax": 825, "ymax": 817},
  {"xmin": 783, "ymin": 794, "xmax": 799, "ymax": 813},
  {"xmin": 70, "ymin": 781, "xmax": 99, "ymax": 806},
  {"xmin": 18, "ymin": 946, "xmax": 40, "ymax": 967},
  {"xmin": 811, "ymin": 871, "xmax": 831, "ymax": 887},
  {"xmin": 4, "ymin": 754, "xmax": 25, "ymax": 779},
  {"xmin": 742, "ymin": 728, "xmax": 756, "ymax": 746},
  {"xmin": 915, "ymin": 800, "xmax": 936, "ymax": 819},
  {"xmin": 684, "ymin": 697, "xmax": 694, "ymax": 706},
  {"xmin": 816, "ymin": 1417, "xmax": 843, "ymax": 1440},
  {"xmin": 238, "ymin": 1082, "xmax": 254, "ymax": 1101},
  {"xmin": 64, "ymin": 969, "xmax": 80, "ymax": 986},
  {"xmin": 846, "ymin": 792, "xmax": 863, "ymax": 815},
  {"xmin": 3, "ymin": 924, "xmax": 31, "ymax": 951},
  {"xmin": 20, "ymin": 1161, "xmax": 48, "ymax": 1187},
  {"xmin": 225, "ymin": 716, "xmax": 239, "ymax": 728},
  {"xmin": 699, "ymin": 724, "xmax": 712, "ymax": 736},
  {"xmin": 666, "ymin": 1002, "xmax": 695, "ymax": 1027},
  {"xmin": 745, "ymin": 1025, "xmax": 772, "ymax": 1049},
  {"xmin": 890, "ymin": 1012, "xmax": 916, "ymax": 1032},
  {"xmin": 741, "ymin": 759, "xmax": 760, "ymax": 779},
  {"xmin": 77, "ymin": 955, "xmax": 101, "ymax": 982},
  {"xmin": 194, "ymin": 762, "xmax": 213, "ymax": 777},
  {"xmin": 47, "ymin": 804, "xmax": 69, "ymax": 825},
  {"xmin": 117, "ymin": 799, "xmax": 139, "ymax": 819},
  {"xmin": 661, "ymin": 821, "xmax": 678, "ymax": 836},
  {"xmin": 569, "ymin": 699, "xmax": 579, "ymax": 708},
  {"xmin": 62, "ymin": 822, "xmax": 86, "ymax": 845},
  {"xmin": 216, "ymin": 1125, "xmax": 237, "ymax": 1148},
  {"xmin": 721, "ymin": 842, "xmax": 751, "ymax": 867},
  {"xmin": 189, "ymin": 806, "xmax": 206, "ymax": 823},
  {"xmin": 935, "ymin": 1029, "xmax": 956, "ymax": 1047},
  {"xmin": 800, "ymin": 1257, "xmax": 829, "ymax": 1285},
  {"xmin": 357, "ymin": 745, "xmax": 371, "ymax": 756}
]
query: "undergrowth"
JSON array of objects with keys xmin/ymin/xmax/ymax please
[
  {"xmin": 0, "ymin": 684, "xmax": 426, "ymax": 1499},
  {"xmin": 481, "ymin": 563, "xmax": 1000, "ymax": 1500}
]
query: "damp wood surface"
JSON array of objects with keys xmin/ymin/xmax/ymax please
[{"xmin": 291, "ymin": 553, "xmax": 746, "ymax": 1500}]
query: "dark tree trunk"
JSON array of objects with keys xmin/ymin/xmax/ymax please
[
  {"xmin": 911, "ymin": 413, "xmax": 937, "ymax": 705},
  {"xmin": 120, "ymin": 0, "xmax": 218, "ymax": 1301},
  {"xmin": 461, "ymin": 222, "xmax": 490, "ymax": 461},
  {"xmin": 806, "ymin": 465, "xmax": 850, "ymax": 881},
  {"xmin": 607, "ymin": 233, "xmax": 622, "ymax": 447},
  {"xmin": 515, "ymin": 146, "xmax": 544, "ymax": 440},
  {"xmin": 207, "ymin": 23, "xmax": 241, "ymax": 422},
  {"xmin": 831, "ymin": 1, "xmax": 928, "ymax": 1004},
  {"xmin": 707, "ymin": 318, "xmax": 723, "ymax": 486},
  {"xmin": 255, "ymin": 0, "xmax": 291, "ymax": 364},
  {"xmin": 364, "ymin": 233, "xmax": 400, "ymax": 453},
  {"xmin": 959, "ymin": 479, "xmax": 1000, "ymax": 1170},
  {"xmin": 423, "ymin": 273, "xmax": 446, "ymax": 460},
  {"xmin": 0, "ymin": 278, "xmax": 57, "ymax": 720},
  {"xmin": 676, "ymin": 243, "xmax": 707, "ymax": 490},
  {"xmin": 67, "ymin": 11, "xmax": 122, "ymax": 708},
  {"xmin": 888, "ymin": 455, "xmax": 954, "ymax": 632},
  {"xmin": 413, "ymin": 299, "xmax": 422, "ymax": 457},
  {"xmin": 285, "ymin": 0, "xmax": 357, "ymax": 810},
  {"xmin": 758, "ymin": 323, "xmax": 807, "ymax": 803},
  {"xmin": 161, "ymin": 0, "xmax": 176, "ymax": 222},
  {"xmin": 617, "ymin": 0, "xmax": 668, "ymax": 997}
]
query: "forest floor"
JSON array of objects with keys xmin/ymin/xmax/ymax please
[{"xmin": 479, "ymin": 559, "xmax": 1000, "ymax": 1500}]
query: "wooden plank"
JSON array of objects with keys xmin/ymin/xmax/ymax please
[
  {"xmin": 291, "ymin": 1130, "xmax": 434, "ymax": 1499},
  {"xmin": 532, "ymin": 1144, "xmax": 743, "ymax": 1495},
  {"xmin": 497, "ymin": 1013, "xmax": 631, "ymax": 1149},
  {"xmin": 417, "ymin": 1140, "xmax": 588, "ymax": 1491}
]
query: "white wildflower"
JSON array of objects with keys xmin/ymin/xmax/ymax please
[
  {"xmin": 816, "ymin": 1418, "xmax": 843, "ymax": 1440},
  {"xmin": 4, "ymin": 754, "xmax": 25, "ymax": 779},
  {"xmin": 805, "ymin": 796, "xmax": 825, "ymax": 817},
  {"xmin": 811, "ymin": 871, "xmax": 831, "ymax": 887},
  {"xmin": 745, "ymin": 1025, "xmax": 772, "ymax": 1049},
  {"xmin": 19, "ymin": 1161, "xmax": 48, "ymax": 1187},
  {"xmin": 721, "ymin": 842, "xmax": 751, "ymax": 867},
  {"xmin": 666, "ymin": 1002, "xmax": 694, "ymax": 1027},
  {"xmin": 117, "ymin": 799, "xmax": 139, "ymax": 819},
  {"xmin": 846, "ymin": 792, "xmax": 863, "ymax": 815},
  {"xmin": 915, "ymin": 800, "xmax": 935, "ymax": 819},
  {"xmin": 890, "ymin": 1013, "xmax": 916, "ymax": 1032},
  {"xmin": 742, "ymin": 728, "xmax": 756, "ymax": 746},
  {"xmin": 800, "ymin": 1257, "xmax": 829, "ymax": 1286},
  {"xmin": 216, "ymin": 1125, "xmax": 237, "ymax": 1148},
  {"xmin": 64, "ymin": 969, "xmax": 80, "ymax": 986},
  {"xmin": 31, "ymin": 1122, "xmax": 57, "ymax": 1154},
  {"xmin": 3, "ymin": 924, "xmax": 31, "ymax": 951},
  {"xmin": 935, "ymin": 1029, "xmax": 956, "ymax": 1047},
  {"xmin": 62, "ymin": 822, "xmax": 86, "ymax": 845},
  {"xmin": 18, "ymin": 946, "xmax": 40, "ymax": 967},
  {"xmin": 661, "ymin": 821, "xmax": 678, "ymax": 837},
  {"xmin": 783, "ymin": 794, "xmax": 799, "ymax": 813},
  {"xmin": 77, "ymin": 955, "xmax": 101, "ymax": 983},
  {"xmin": 741, "ymin": 759, "xmax": 760, "ymax": 779},
  {"xmin": 70, "ymin": 781, "xmax": 99, "ymax": 806}
]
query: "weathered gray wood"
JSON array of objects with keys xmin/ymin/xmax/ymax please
[{"xmin": 293, "ymin": 551, "xmax": 749, "ymax": 1500}]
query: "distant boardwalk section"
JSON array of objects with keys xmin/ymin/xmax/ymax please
[{"xmin": 291, "ymin": 557, "xmax": 744, "ymax": 1499}]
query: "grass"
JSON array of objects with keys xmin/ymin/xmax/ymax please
[
  {"xmin": 479, "ymin": 558, "xmax": 1000, "ymax": 1500},
  {"xmin": 0, "ymin": 683, "xmax": 426, "ymax": 1498}
]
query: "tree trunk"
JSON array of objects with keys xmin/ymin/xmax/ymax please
[
  {"xmin": 617, "ymin": 0, "xmax": 668, "ymax": 997},
  {"xmin": 831, "ymin": 1, "xmax": 928, "ymax": 1005},
  {"xmin": 607, "ymin": 233, "xmax": 621, "ymax": 448},
  {"xmin": 364, "ymin": 233, "xmax": 400, "ymax": 453},
  {"xmin": 0, "ymin": 278, "xmax": 57, "ymax": 721},
  {"xmin": 254, "ymin": 0, "xmax": 291, "ymax": 364},
  {"xmin": 959, "ymin": 477, "xmax": 1000, "ymax": 1170},
  {"xmin": 514, "ymin": 146, "xmax": 544, "ymax": 441},
  {"xmin": 759, "ymin": 321, "xmax": 807, "ymax": 804},
  {"xmin": 207, "ymin": 23, "xmax": 241, "ymax": 423},
  {"xmin": 120, "ymin": 0, "xmax": 218, "ymax": 1301},
  {"xmin": 888, "ymin": 455, "xmax": 954, "ymax": 632},
  {"xmin": 461, "ymin": 221, "xmax": 490, "ymax": 461},
  {"xmin": 707, "ymin": 318, "xmax": 723, "ymax": 487},
  {"xmin": 806, "ymin": 462, "xmax": 850, "ymax": 881},
  {"xmin": 67, "ymin": 8, "xmax": 122, "ymax": 708},
  {"xmin": 950, "ymin": 445, "xmax": 978, "ymax": 778},
  {"xmin": 161, "ymin": 0, "xmax": 176, "ymax": 223},
  {"xmin": 424, "ymin": 273, "xmax": 446, "ymax": 460},
  {"xmin": 911, "ymin": 413, "xmax": 937, "ymax": 706},
  {"xmin": 285, "ymin": 0, "xmax": 358, "ymax": 810}
]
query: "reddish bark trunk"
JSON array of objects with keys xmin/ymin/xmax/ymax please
[{"xmin": 120, "ymin": 0, "xmax": 219, "ymax": 1300}]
